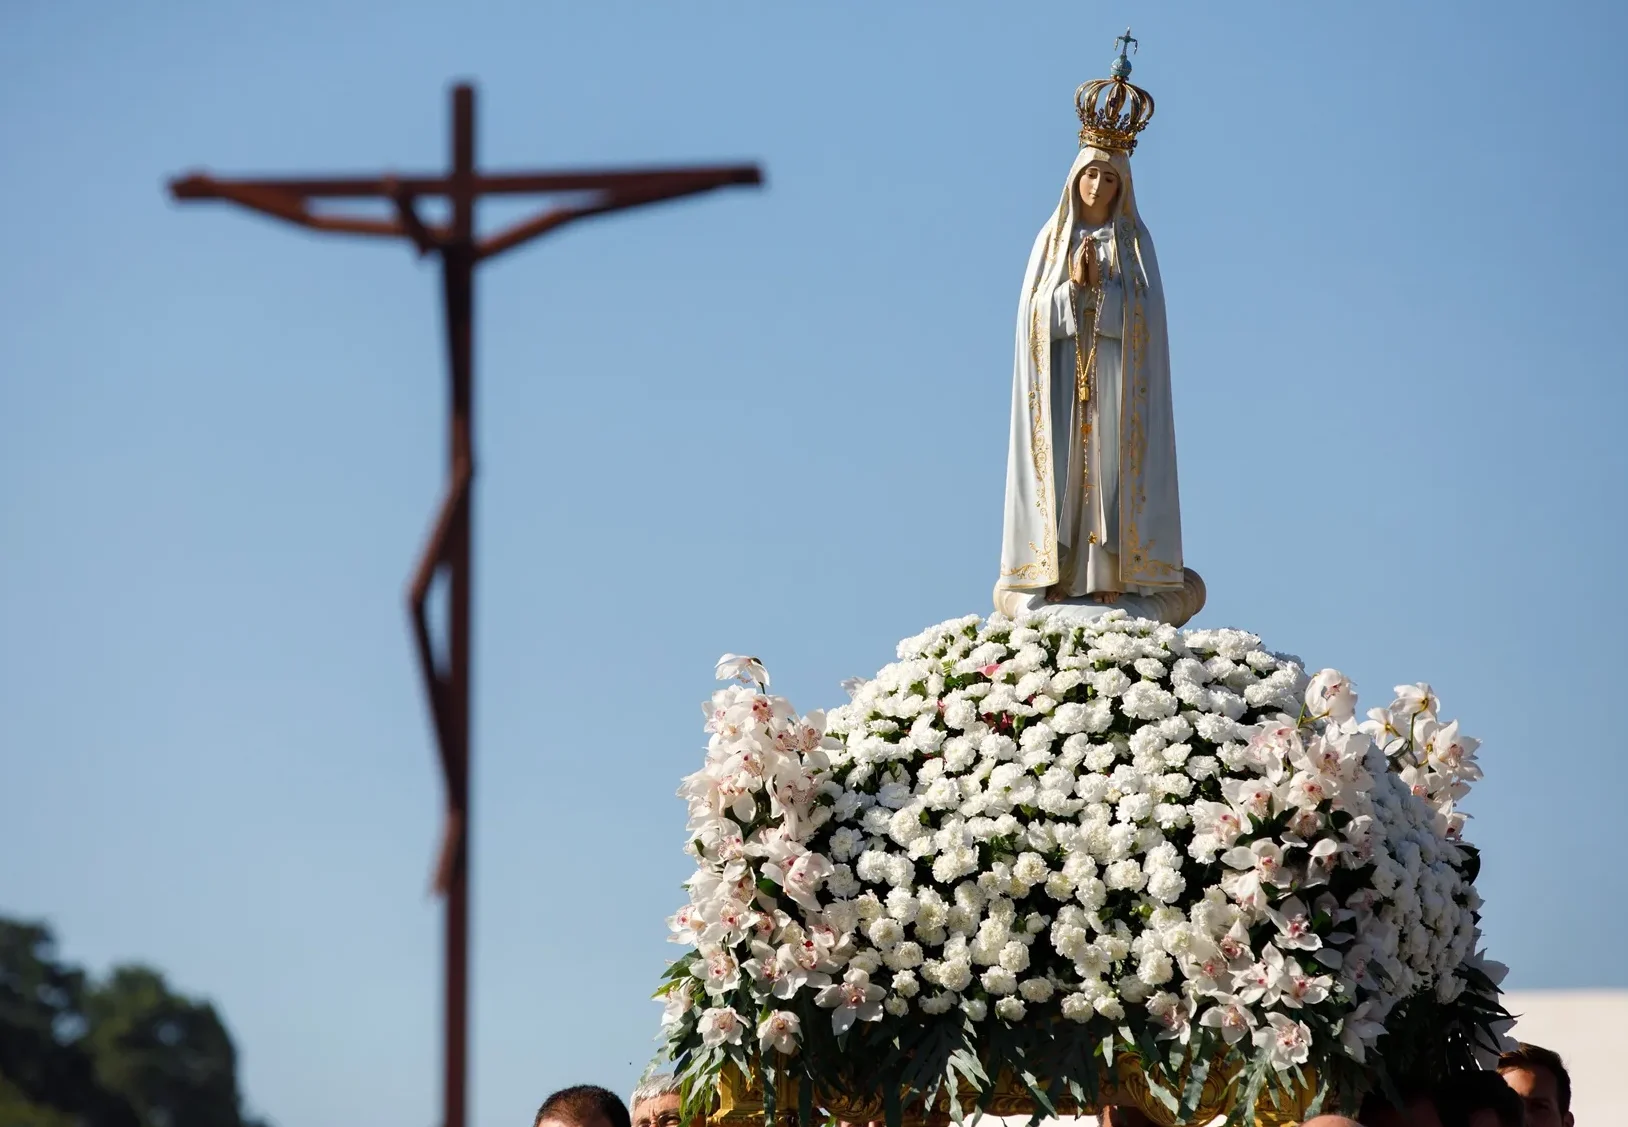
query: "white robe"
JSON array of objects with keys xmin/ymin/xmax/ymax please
[{"xmin": 997, "ymin": 147, "xmax": 1183, "ymax": 596}]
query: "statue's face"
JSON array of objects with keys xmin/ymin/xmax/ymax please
[{"xmin": 1077, "ymin": 163, "xmax": 1120, "ymax": 217}]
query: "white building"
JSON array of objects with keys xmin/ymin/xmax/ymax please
[{"xmin": 1503, "ymin": 989, "xmax": 1625, "ymax": 1124}]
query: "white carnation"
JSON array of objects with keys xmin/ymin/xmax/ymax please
[
  {"xmin": 1018, "ymin": 977, "xmax": 1056, "ymax": 1003},
  {"xmin": 867, "ymin": 917, "xmax": 905, "ymax": 948},
  {"xmin": 1147, "ymin": 867, "xmax": 1186, "ymax": 903},
  {"xmin": 938, "ymin": 958, "xmax": 973, "ymax": 992},
  {"xmin": 1081, "ymin": 700, "xmax": 1115, "ymax": 732},
  {"xmin": 1186, "ymin": 754, "xmax": 1221, "ymax": 780},
  {"xmin": 848, "ymin": 949, "xmax": 883, "ymax": 974},
  {"xmin": 932, "ymin": 846, "xmax": 978, "ymax": 884},
  {"xmin": 1095, "ymin": 996, "xmax": 1126, "ymax": 1021},
  {"xmin": 888, "ymin": 808, "xmax": 927, "ymax": 846},
  {"xmin": 1074, "ymin": 877, "xmax": 1107, "ymax": 911},
  {"xmin": 1104, "ymin": 859, "xmax": 1147, "ymax": 891},
  {"xmin": 981, "ymin": 966, "xmax": 1018, "ymax": 995},
  {"xmin": 876, "ymin": 781, "xmax": 914, "ymax": 810},
  {"xmin": 885, "ymin": 888, "xmax": 920, "ymax": 924},
  {"xmin": 1121, "ymin": 681, "xmax": 1178, "ymax": 720},
  {"xmin": 1012, "ymin": 851, "xmax": 1049, "ymax": 886},
  {"xmin": 884, "ymin": 941, "xmax": 924, "ymax": 969},
  {"xmin": 908, "ymin": 715, "xmax": 946, "ymax": 753},
  {"xmin": 855, "ymin": 850, "xmax": 889, "ymax": 883},
  {"xmin": 994, "ymin": 997, "xmax": 1027, "ymax": 1022},
  {"xmin": 1118, "ymin": 793, "xmax": 1155, "ymax": 822},
  {"xmin": 1083, "ymin": 742, "xmax": 1119, "ymax": 771},
  {"xmin": 1061, "ymin": 992, "xmax": 1095, "ymax": 1021},
  {"xmin": 1090, "ymin": 668, "xmax": 1131, "ymax": 697},
  {"xmin": 998, "ymin": 940, "xmax": 1031, "ymax": 973},
  {"xmin": 827, "ymin": 864, "xmax": 861, "ymax": 899},
  {"xmin": 1134, "ymin": 657, "xmax": 1168, "ymax": 680}
]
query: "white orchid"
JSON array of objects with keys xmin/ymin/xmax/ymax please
[
  {"xmin": 1338, "ymin": 1000, "xmax": 1387, "ymax": 1062},
  {"xmin": 764, "ymin": 851, "xmax": 833, "ymax": 912},
  {"xmin": 815, "ymin": 967, "xmax": 886, "ymax": 1034},
  {"xmin": 757, "ymin": 1009, "xmax": 802, "ymax": 1055},
  {"xmin": 666, "ymin": 904, "xmax": 706, "ymax": 946},
  {"xmin": 1198, "ymin": 995, "xmax": 1256, "ymax": 1045},
  {"xmin": 1304, "ymin": 669, "xmax": 1357, "ymax": 722},
  {"xmin": 1392, "ymin": 682, "xmax": 1440, "ymax": 719},
  {"xmin": 1277, "ymin": 957, "xmax": 1333, "ymax": 1009},
  {"xmin": 1266, "ymin": 898, "xmax": 1322, "ymax": 952},
  {"xmin": 1254, "ymin": 1012, "xmax": 1313, "ymax": 1070},
  {"xmin": 695, "ymin": 946, "xmax": 741, "ymax": 996},
  {"xmin": 1147, "ymin": 991, "xmax": 1195, "ymax": 1043},
  {"xmin": 697, "ymin": 1006, "xmax": 746, "ymax": 1048},
  {"xmin": 1233, "ymin": 839, "xmax": 1291, "ymax": 886},
  {"xmin": 1191, "ymin": 799, "xmax": 1247, "ymax": 846},
  {"xmin": 1234, "ymin": 946, "xmax": 1288, "ymax": 1006},
  {"xmin": 659, "ymin": 981, "xmax": 695, "ymax": 1033},
  {"xmin": 1220, "ymin": 776, "xmax": 1275, "ymax": 820},
  {"xmin": 768, "ymin": 944, "xmax": 832, "ymax": 1000},
  {"xmin": 715, "ymin": 653, "xmax": 771, "ymax": 688}
]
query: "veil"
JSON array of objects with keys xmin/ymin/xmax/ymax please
[{"xmin": 997, "ymin": 146, "xmax": 1182, "ymax": 593}]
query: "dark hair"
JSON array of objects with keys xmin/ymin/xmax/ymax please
[
  {"xmin": 535, "ymin": 1085, "xmax": 632, "ymax": 1127},
  {"xmin": 1499, "ymin": 1041, "xmax": 1572, "ymax": 1116},
  {"xmin": 1358, "ymin": 1079, "xmax": 1438, "ymax": 1124},
  {"xmin": 1437, "ymin": 1070, "xmax": 1524, "ymax": 1127}
]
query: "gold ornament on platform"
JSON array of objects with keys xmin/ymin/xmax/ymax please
[
  {"xmin": 1076, "ymin": 28, "xmax": 1156, "ymax": 153},
  {"xmin": 708, "ymin": 1057, "xmax": 1321, "ymax": 1127}
]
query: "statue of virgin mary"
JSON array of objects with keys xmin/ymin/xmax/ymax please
[{"xmin": 996, "ymin": 34, "xmax": 1202, "ymax": 626}]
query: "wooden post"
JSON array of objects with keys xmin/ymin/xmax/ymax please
[{"xmin": 168, "ymin": 82, "xmax": 762, "ymax": 1127}]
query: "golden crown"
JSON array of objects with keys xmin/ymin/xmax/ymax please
[{"xmin": 1075, "ymin": 28, "xmax": 1156, "ymax": 153}]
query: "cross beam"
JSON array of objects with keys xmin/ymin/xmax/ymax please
[{"xmin": 167, "ymin": 82, "xmax": 761, "ymax": 1127}]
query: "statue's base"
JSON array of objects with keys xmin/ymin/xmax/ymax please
[
  {"xmin": 712, "ymin": 1052, "xmax": 1316, "ymax": 1127},
  {"xmin": 994, "ymin": 567, "xmax": 1206, "ymax": 628}
]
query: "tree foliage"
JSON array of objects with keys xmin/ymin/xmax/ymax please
[{"xmin": 0, "ymin": 917, "xmax": 267, "ymax": 1127}]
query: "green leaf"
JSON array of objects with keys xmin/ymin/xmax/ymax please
[
  {"xmin": 798, "ymin": 1066, "xmax": 814, "ymax": 1127},
  {"xmin": 1178, "ymin": 1035, "xmax": 1214, "ymax": 1122},
  {"xmin": 882, "ymin": 1081, "xmax": 902, "ymax": 1127},
  {"xmin": 1132, "ymin": 1024, "xmax": 1178, "ymax": 1115},
  {"xmin": 1017, "ymin": 1067, "xmax": 1055, "ymax": 1121}
]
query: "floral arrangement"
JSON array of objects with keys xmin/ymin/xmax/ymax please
[{"xmin": 655, "ymin": 613, "xmax": 1511, "ymax": 1125}]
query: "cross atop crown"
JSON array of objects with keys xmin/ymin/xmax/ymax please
[
  {"xmin": 1111, "ymin": 28, "xmax": 1138, "ymax": 77},
  {"xmin": 1075, "ymin": 29, "xmax": 1156, "ymax": 153}
]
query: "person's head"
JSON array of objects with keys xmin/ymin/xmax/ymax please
[
  {"xmin": 1498, "ymin": 1044, "xmax": 1573, "ymax": 1127},
  {"xmin": 630, "ymin": 1072, "xmax": 682, "ymax": 1127},
  {"xmin": 1437, "ymin": 1070, "xmax": 1524, "ymax": 1127},
  {"xmin": 535, "ymin": 1085, "xmax": 632, "ymax": 1127},
  {"xmin": 1359, "ymin": 1082, "xmax": 1445, "ymax": 1127},
  {"xmin": 1074, "ymin": 160, "xmax": 1121, "ymax": 225},
  {"xmin": 1298, "ymin": 1117, "xmax": 1364, "ymax": 1127}
]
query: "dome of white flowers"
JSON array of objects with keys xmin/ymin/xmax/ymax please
[{"xmin": 656, "ymin": 613, "xmax": 1511, "ymax": 1125}]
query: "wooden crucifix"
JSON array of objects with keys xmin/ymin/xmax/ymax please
[{"xmin": 168, "ymin": 82, "xmax": 761, "ymax": 1127}]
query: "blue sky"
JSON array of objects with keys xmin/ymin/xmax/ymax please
[{"xmin": 3, "ymin": 2, "xmax": 1625, "ymax": 1126}]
